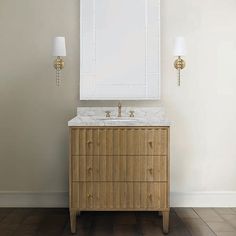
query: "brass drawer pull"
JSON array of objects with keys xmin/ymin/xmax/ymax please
[
  {"xmin": 87, "ymin": 140, "xmax": 92, "ymax": 145},
  {"xmin": 87, "ymin": 194, "xmax": 93, "ymax": 198},
  {"xmin": 148, "ymin": 141, "xmax": 153, "ymax": 147},
  {"xmin": 87, "ymin": 167, "xmax": 92, "ymax": 172},
  {"xmin": 148, "ymin": 168, "xmax": 153, "ymax": 174},
  {"xmin": 148, "ymin": 194, "xmax": 152, "ymax": 200}
]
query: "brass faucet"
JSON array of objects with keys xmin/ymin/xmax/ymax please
[{"xmin": 118, "ymin": 102, "xmax": 122, "ymax": 117}]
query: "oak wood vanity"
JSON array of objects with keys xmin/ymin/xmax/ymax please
[{"xmin": 69, "ymin": 126, "xmax": 170, "ymax": 234}]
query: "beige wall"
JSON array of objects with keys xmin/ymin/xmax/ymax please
[{"xmin": 0, "ymin": 0, "xmax": 236, "ymax": 205}]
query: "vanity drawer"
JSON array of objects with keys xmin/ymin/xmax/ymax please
[
  {"xmin": 71, "ymin": 127, "xmax": 168, "ymax": 156},
  {"xmin": 72, "ymin": 155, "xmax": 113, "ymax": 181},
  {"xmin": 72, "ymin": 155, "xmax": 167, "ymax": 182},
  {"xmin": 71, "ymin": 128, "xmax": 114, "ymax": 156},
  {"xmin": 113, "ymin": 128, "xmax": 168, "ymax": 155},
  {"xmin": 114, "ymin": 155, "xmax": 168, "ymax": 181},
  {"xmin": 71, "ymin": 182, "xmax": 168, "ymax": 210}
]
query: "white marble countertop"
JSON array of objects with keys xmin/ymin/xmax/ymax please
[
  {"xmin": 68, "ymin": 116, "xmax": 171, "ymax": 127},
  {"xmin": 68, "ymin": 107, "xmax": 171, "ymax": 127}
]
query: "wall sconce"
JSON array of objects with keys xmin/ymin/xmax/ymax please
[
  {"xmin": 52, "ymin": 37, "xmax": 66, "ymax": 86},
  {"xmin": 174, "ymin": 37, "xmax": 186, "ymax": 86}
]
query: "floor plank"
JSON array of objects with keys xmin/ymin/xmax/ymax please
[
  {"xmin": 182, "ymin": 218, "xmax": 216, "ymax": 236},
  {"xmin": 113, "ymin": 225, "xmax": 139, "ymax": 236},
  {"xmin": 37, "ymin": 214, "xmax": 68, "ymax": 236},
  {"xmin": 214, "ymin": 208, "xmax": 236, "ymax": 215},
  {"xmin": 216, "ymin": 233, "xmax": 236, "ymax": 236},
  {"xmin": 194, "ymin": 208, "xmax": 224, "ymax": 223},
  {"xmin": 0, "ymin": 208, "xmax": 13, "ymax": 224},
  {"xmin": 207, "ymin": 221, "xmax": 236, "ymax": 234},
  {"xmin": 221, "ymin": 214, "xmax": 236, "ymax": 229},
  {"xmin": 168, "ymin": 211, "xmax": 191, "ymax": 236},
  {"xmin": 0, "ymin": 209, "xmax": 33, "ymax": 236},
  {"xmin": 175, "ymin": 208, "xmax": 199, "ymax": 219},
  {"xmin": 0, "ymin": 208, "xmax": 32, "ymax": 225}
]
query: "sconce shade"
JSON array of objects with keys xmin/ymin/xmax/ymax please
[
  {"xmin": 53, "ymin": 37, "xmax": 66, "ymax": 57},
  {"xmin": 174, "ymin": 37, "xmax": 186, "ymax": 56}
]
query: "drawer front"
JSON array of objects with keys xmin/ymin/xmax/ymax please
[
  {"xmin": 71, "ymin": 182, "xmax": 168, "ymax": 210},
  {"xmin": 71, "ymin": 128, "xmax": 114, "ymax": 156},
  {"xmin": 113, "ymin": 128, "xmax": 168, "ymax": 155},
  {"xmin": 71, "ymin": 127, "xmax": 168, "ymax": 156},
  {"xmin": 72, "ymin": 155, "xmax": 167, "ymax": 182}
]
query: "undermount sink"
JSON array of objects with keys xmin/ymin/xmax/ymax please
[{"xmin": 97, "ymin": 117, "xmax": 138, "ymax": 122}]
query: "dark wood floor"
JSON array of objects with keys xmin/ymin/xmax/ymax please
[{"xmin": 0, "ymin": 208, "xmax": 236, "ymax": 236}]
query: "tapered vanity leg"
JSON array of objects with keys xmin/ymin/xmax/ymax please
[
  {"xmin": 70, "ymin": 210, "xmax": 77, "ymax": 234},
  {"xmin": 162, "ymin": 211, "xmax": 169, "ymax": 234}
]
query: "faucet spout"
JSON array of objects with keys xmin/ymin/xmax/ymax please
[{"xmin": 118, "ymin": 102, "xmax": 122, "ymax": 117}]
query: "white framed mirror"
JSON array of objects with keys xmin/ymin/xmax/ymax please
[{"xmin": 80, "ymin": 0, "xmax": 160, "ymax": 100}]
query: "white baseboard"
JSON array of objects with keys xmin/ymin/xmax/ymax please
[
  {"xmin": 0, "ymin": 191, "xmax": 68, "ymax": 208},
  {"xmin": 0, "ymin": 191, "xmax": 236, "ymax": 208},
  {"xmin": 171, "ymin": 191, "xmax": 236, "ymax": 207}
]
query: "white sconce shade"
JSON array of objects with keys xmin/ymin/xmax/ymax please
[
  {"xmin": 174, "ymin": 37, "xmax": 186, "ymax": 56},
  {"xmin": 52, "ymin": 37, "xmax": 66, "ymax": 57}
]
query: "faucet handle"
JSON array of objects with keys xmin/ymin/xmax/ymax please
[
  {"xmin": 129, "ymin": 111, "xmax": 135, "ymax": 117},
  {"xmin": 105, "ymin": 111, "xmax": 111, "ymax": 118}
]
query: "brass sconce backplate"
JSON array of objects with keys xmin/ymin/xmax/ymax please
[
  {"xmin": 54, "ymin": 57, "xmax": 65, "ymax": 70},
  {"xmin": 174, "ymin": 57, "xmax": 185, "ymax": 70}
]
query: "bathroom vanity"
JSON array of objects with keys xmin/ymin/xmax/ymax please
[{"xmin": 68, "ymin": 107, "xmax": 171, "ymax": 234}]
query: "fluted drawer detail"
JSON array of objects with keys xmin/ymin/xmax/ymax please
[
  {"xmin": 71, "ymin": 182, "xmax": 168, "ymax": 210},
  {"xmin": 72, "ymin": 155, "xmax": 167, "ymax": 182},
  {"xmin": 71, "ymin": 127, "xmax": 168, "ymax": 156}
]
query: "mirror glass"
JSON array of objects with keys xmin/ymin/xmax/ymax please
[{"xmin": 80, "ymin": 0, "xmax": 160, "ymax": 100}]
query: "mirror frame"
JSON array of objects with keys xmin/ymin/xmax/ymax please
[{"xmin": 80, "ymin": 0, "xmax": 161, "ymax": 100}]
